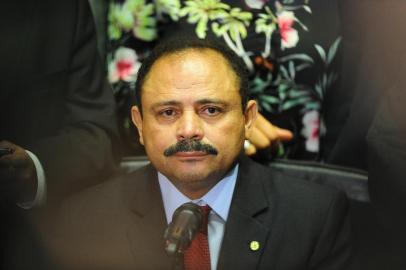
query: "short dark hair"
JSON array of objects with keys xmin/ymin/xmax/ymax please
[{"xmin": 134, "ymin": 35, "xmax": 249, "ymax": 112}]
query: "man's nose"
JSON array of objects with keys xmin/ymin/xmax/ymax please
[{"xmin": 176, "ymin": 111, "xmax": 204, "ymax": 141}]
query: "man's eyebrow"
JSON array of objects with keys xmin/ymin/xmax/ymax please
[
  {"xmin": 151, "ymin": 99, "xmax": 229, "ymax": 108},
  {"xmin": 151, "ymin": 100, "xmax": 182, "ymax": 108},
  {"xmin": 195, "ymin": 98, "xmax": 228, "ymax": 105}
]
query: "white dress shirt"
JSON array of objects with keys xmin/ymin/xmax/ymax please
[{"xmin": 158, "ymin": 164, "xmax": 239, "ymax": 270}]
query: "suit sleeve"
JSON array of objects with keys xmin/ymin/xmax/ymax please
[
  {"xmin": 30, "ymin": 0, "xmax": 120, "ymax": 203},
  {"xmin": 308, "ymin": 191, "xmax": 357, "ymax": 270}
]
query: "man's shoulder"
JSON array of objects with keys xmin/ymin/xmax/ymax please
[
  {"xmin": 242, "ymin": 157, "xmax": 347, "ymax": 208},
  {"xmin": 47, "ymin": 165, "xmax": 157, "ymax": 269},
  {"xmin": 60, "ymin": 165, "xmax": 154, "ymax": 214}
]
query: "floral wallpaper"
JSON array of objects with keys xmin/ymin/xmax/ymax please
[{"xmin": 107, "ymin": 0, "xmax": 341, "ymax": 160}]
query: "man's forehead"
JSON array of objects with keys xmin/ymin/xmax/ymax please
[
  {"xmin": 143, "ymin": 51, "xmax": 238, "ymax": 90},
  {"xmin": 148, "ymin": 48, "xmax": 235, "ymax": 77},
  {"xmin": 144, "ymin": 87, "xmax": 241, "ymax": 108}
]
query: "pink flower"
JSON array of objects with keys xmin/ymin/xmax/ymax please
[
  {"xmin": 277, "ymin": 11, "xmax": 299, "ymax": 49},
  {"xmin": 108, "ymin": 47, "xmax": 141, "ymax": 83},
  {"xmin": 301, "ymin": 110, "xmax": 320, "ymax": 152}
]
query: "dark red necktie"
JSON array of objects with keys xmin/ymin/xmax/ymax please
[{"xmin": 183, "ymin": 205, "xmax": 211, "ymax": 270}]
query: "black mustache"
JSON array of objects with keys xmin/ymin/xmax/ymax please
[{"xmin": 163, "ymin": 139, "xmax": 218, "ymax": 157}]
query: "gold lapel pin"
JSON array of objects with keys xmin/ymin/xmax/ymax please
[{"xmin": 250, "ymin": 241, "xmax": 260, "ymax": 251}]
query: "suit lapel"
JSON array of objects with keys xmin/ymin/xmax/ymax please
[
  {"xmin": 125, "ymin": 165, "xmax": 174, "ymax": 270},
  {"xmin": 217, "ymin": 156, "xmax": 272, "ymax": 270}
]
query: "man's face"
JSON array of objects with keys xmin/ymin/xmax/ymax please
[{"xmin": 131, "ymin": 49, "xmax": 257, "ymax": 198}]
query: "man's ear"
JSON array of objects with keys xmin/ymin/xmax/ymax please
[
  {"xmin": 244, "ymin": 100, "xmax": 258, "ymax": 138},
  {"xmin": 131, "ymin": 106, "xmax": 144, "ymax": 145}
]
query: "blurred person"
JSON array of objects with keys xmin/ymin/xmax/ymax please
[
  {"xmin": 0, "ymin": 0, "xmax": 120, "ymax": 208},
  {"xmin": 321, "ymin": 1, "xmax": 406, "ymax": 268},
  {"xmin": 0, "ymin": 0, "xmax": 120, "ymax": 268}
]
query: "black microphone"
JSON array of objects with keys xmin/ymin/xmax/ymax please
[{"xmin": 164, "ymin": 202, "xmax": 203, "ymax": 257}]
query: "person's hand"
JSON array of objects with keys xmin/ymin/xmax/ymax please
[
  {"xmin": 0, "ymin": 140, "xmax": 37, "ymax": 203},
  {"xmin": 245, "ymin": 113, "xmax": 293, "ymax": 156}
]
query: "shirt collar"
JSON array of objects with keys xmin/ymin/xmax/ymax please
[{"xmin": 158, "ymin": 164, "xmax": 239, "ymax": 224}]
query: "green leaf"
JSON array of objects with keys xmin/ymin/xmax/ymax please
[
  {"xmin": 260, "ymin": 95, "xmax": 280, "ymax": 104},
  {"xmin": 303, "ymin": 102, "xmax": 321, "ymax": 111},
  {"xmin": 327, "ymin": 36, "xmax": 342, "ymax": 66},
  {"xmin": 289, "ymin": 61, "xmax": 296, "ymax": 79},
  {"xmin": 296, "ymin": 63, "xmax": 312, "ymax": 72},
  {"xmin": 187, "ymin": 12, "xmax": 202, "ymax": 23},
  {"xmin": 282, "ymin": 0, "xmax": 294, "ymax": 4},
  {"xmin": 117, "ymin": 9, "xmax": 134, "ymax": 29},
  {"xmin": 314, "ymin": 83, "xmax": 323, "ymax": 99},
  {"xmin": 179, "ymin": 7, "xmax": 191, "ymax": 17},
  {"xmin": 278, "ymin": 83, "xmax": 289, "ymax": 93},
  {"xmin": 108, "ymin": 24, "xmax": 122, "ymax": 40},
  {"xmin": 237, "ymin": 23, "xmax": 247, "ymax": 39},
  {"xmin": 211, "ymin": 22, "xmax": 228, "ymax": 36},
  {"xmin": 144, "ymin": 17, "xmax": 157, "ymax": 27},
  {"xmin": 260, "ymin": 101, "xmax": 273, "ymax": 112},
  {"xmin": 279, "ymin": 90, "xmax": 287, "ymax": 101},
  {"xmin": 276, "ymin": 143, "xmax": 285, "ymax": 157},
  {"xmin": 215, "ymin": 7, "xmax": 251, "ymax": 42},
  {"xmin": 314, "ymin": 44, "xmax": 326, "ymax": 63},
  {"xmin": 279, "ymin": 53, "xmax": 314, "ymax": 64},
  {"xmin": 209, "ymin": 9, "xmax": 229, "ymax": 20},
  {"xmin": 155, "ymin": 0, "xmax": 181, "ymax": 21},
  {"xmin": 133, "ymin": 26, "xmax": 157, "ymax": 41},
  {"xmin": 295, "ymin": 17, "xmax": 308, "ymax": 31},
  {"xmin": 303, "ymin": 5, "xmax": 312, "ymax": 14},
  {"xmin": 127, "ymin": 0, "xmax": 146, "ymax": 12},
  {"xmin": 288, "ymin": 90, "xmax": 309, "ymax": 98},
  {"xmin": 281, "ymin": 97, "xmax": 311, "ymax": 111},
  {"xmin": 279, "ymin": 66, "xmax": 289, "ymax": 80},
  {"xmin": 140, "ymin": 3, "xmax": 155, "ymax": 17},
  {"xmin": 196, "ymin": 17, "xmax": 209, "ymax": 38},
  {"xmin": 255, "ymin": 15, "xmax": 276, "ymax": 35},
  {"xmin": 229, "ymin": 25, "xmax": 238, "ymax": 42}
]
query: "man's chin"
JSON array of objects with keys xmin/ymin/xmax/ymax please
[
  {"xmin": 166, "ymin": 154, "xmax": 215, "ymax": 170},
  {"xmin": 167, "ymin": 167, "xmax": 220, "ymax": 187},
  {"xmin": 171, "ymin": 171, "xmax": 218, "ymax": 195}
]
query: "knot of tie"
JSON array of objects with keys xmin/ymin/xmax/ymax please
[{"xmin": 199, "ymin": 205, "xmax": 211, "ymax": 235}]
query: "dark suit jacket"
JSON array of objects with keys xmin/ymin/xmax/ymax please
[
  {"xmin": 0, "ymin": 0, "xmax": 119, "ymax": 202},
  {"xmin": 365, "ymin": 66, "xmax": 406, "ymax": 269},
  {"xmin": 50, "ymin": 156, "xmax": 353, "ymax": 270}
]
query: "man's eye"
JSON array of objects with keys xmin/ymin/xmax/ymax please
[
  {"xmin": 159, "ymin": 109, "xmax": 176, "ymax": 117},
  {"xmin": 163, "ymin": 109, "xmax": 174, "ymax": 116},
  {"xmin": 202, "ymin": 106, "xmax": 222, "ymax": 116}
]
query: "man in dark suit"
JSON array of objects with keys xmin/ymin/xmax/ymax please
[
  {"xmin": 0, "ymin": 0, "xmax": 119, "ymax": 206},
  {"xmin": 51, "ymin": 37, "xmax": 353, "ymax": 270},
  {"xmin": 0, "ymin": 1, "xmax": 119, "ymax": 269}
]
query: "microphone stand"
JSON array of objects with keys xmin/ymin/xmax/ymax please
[{"xmin": 165, "ymin": 202, "xmax": 204, "ymax": 270}]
